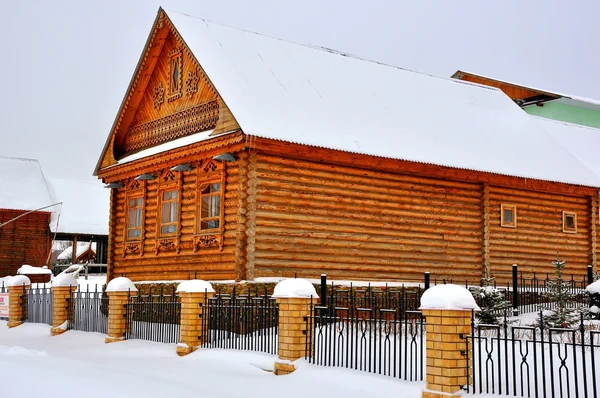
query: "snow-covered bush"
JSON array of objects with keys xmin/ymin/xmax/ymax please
[
  {"xmin": 586, "ymin": 279, "xmax": 600, "ymax": 320},
  {"xmin": 468, "ymin": 276, "xmax": 512, "ymax": 325}
]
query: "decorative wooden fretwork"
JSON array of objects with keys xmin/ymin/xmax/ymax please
[
  {"xmin": 152, "ymin": 82, "xmax": 165, "ymax": 109},
  {"xmin": 168, "ymin": 48, "xmax": 183, "ymax": 101},
  {"xmin": 155, "ymin": 238, "xmax": 177, "ymax": 255},
  {"xmin": 123, "ymin": 100, "xmax": 220, "ymax": 154},
  {"xmin": 157, "ymin": 13, "xmax": 164, "ymax": 29},
  {"xmin": 162, "ymin": 170, "xmax": 175, "ymax": 182},
  {"xmin": 202, "ymin": 160, "xmax": 218, "ymax": 174},
  {"xmin": 124, "ymin": 242, "xmax": 141, "ymax": 255},
  {"xmin": 185, "ymin": 70, "xmax": 199, "ymax": 96},
  {"xmin": 193, "ymin": 234, "xmax": 222, "ymax": 252},
  {"xmin": 129, "ymin": 179, "xmax": 140, "ymax": 189}
]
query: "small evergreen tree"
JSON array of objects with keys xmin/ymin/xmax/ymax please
[
  {"xmin": 586, "ymin": 278, "xmax": 600, "ymax": 320},
  {"xmin": 469, "ymin": 275, "xmax": 512, "ymax": 325},
  {"xmin": 538, "ymin": 257, "xmax": 579, "ymax": 328}
]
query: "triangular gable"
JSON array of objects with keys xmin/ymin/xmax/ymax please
[{"xmin": 94, "ymin": 9, "xmax": 240, "ymax": 175}]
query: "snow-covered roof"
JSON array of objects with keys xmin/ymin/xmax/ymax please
[
  {"xmin": 0, "ymin": 156, "xmax": 54, "ymax": 212},
  {"xmin": 47, "ymin": 178, "xmax": 109, "ymax": 235},
  {"xmin": 57, "ymin": 243, "xmax": 97, "ymax": 261},
  {"xmin": 165, "ymin": 11, "xmax": 600, "ymax": 188},
  {"xmin": 535, "ymin": 117, "xmax": 600, "ymax": 180}
]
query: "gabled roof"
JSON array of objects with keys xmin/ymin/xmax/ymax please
[
  {"xmin": 165, "ymin": 10, "xmax": 600, "ymax": 188},
  {"xmin": 0, "ymin": 156, "xmax": 54, "ymax": 212},
  {"xmin": 452, "ymin": 70, "xmax": 600, "ymax": 109},
  {"xmin": 47, "ymin": 178, "xmax": 109, "ymax": 236}
]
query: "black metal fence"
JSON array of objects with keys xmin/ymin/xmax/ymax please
[
  {"xmin": 203, "ymin": 287, "xmax": 279, "ymax": 354},
  {"xmin": 23, "ymin": 284, "xmax": 53, "ymax": 325},
  {"xmin": 0, "ymin": 281, "xmax": 7, "ymax": 321},
  {"xmin": 68, "ymin": 285, "xmax": 108, "ymax": 334},
  {"xmin": 125, "ymin": 288, "xmax": 181, "ymax": 343},
  {"xmin": 466, "ymin": 310, "xmax": 600, "ymax": 398},
  {"xmin": 305, "ymin": 291, "xmax": 425, "ymax": 381}
]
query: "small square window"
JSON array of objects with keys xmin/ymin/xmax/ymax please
[
  {"xmin": 562, "ymin": 211, "xmax": 577, "ymax": 233},
  {"xmin": 500, "ymin": 204, "xmax": 517, "ymax": 228}
]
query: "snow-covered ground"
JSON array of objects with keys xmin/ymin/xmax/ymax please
[{"xmin": 0, "ymin": 321, "xmax": 506, "ymax": 398}]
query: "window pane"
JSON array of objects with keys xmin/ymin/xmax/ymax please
[
  {"xmin": 503, "ymin": 209, "xmax": 513, "ymax": 223},
  {"xmin": 171, "ymin": 190, "xmax": 178, "ymax": 199},
  {"xmin": 565, "ymin": 215, "xmax": 575, "ymax": 229},
  {"xmin": 128, "ymin": 229, "xmax": 140, "ymax": 238},
  {"xmin": 129, "ymin": 209, "xmax": 136, "ymax": 226},
  {"xmin": 136, "ymin": 198, "xmax": 142, "ymax": 206},
  {"xmin": 162, "ymin": 203, "xmax": 170, "ymax": 223},
  {"xmin": 163, "ymin": 191, "xmax": 170, "ymax": 201},
  {"xmin": 201, "ymin": 196, "xmax": 210, "ymax": 218},
  {"xmin": 161, "ymin": 224, "xmax": 176, "ymax": 234},
  {"xmin": 135, "ymin": 208, "xmax": 142, "ymax": 227},
  {"xmin": 129, "ymin": 199, "xmax": 135, "ymax": 207},
  {"xmin": 211, "ymin": 195, "xmax": 220, "ymax": 217},
  {"xmin": 170, "ymin": 202, "xmax": 178, "ymax": 222},
  {"xmin": 211, "ymin": 183, "xmax": 221, "ymax": 193}
]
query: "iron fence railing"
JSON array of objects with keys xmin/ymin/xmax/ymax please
[
  {"xmin": 466, "ymin": 311, "xmax": 600, "ymax": 398},
  {"xmin": 0, "ymin": 281, "xmax": 8, "ymax": 321},
  {"xmin": 68, "ymin": 285, "xmax": 108, "ymax": 334},
  {"xmin": 203, "ymin": 287, "xmax": 278, "ymax": 354},
  {"xmin": 24, "ymin": 284, "xmax": 53, "ymax": 325},
  {"xmin": 305, "ymin": 297, "xmax": 424, "ymax": 381},
  {"xmin": 125, "ymin": 289, "xmax": 181, "ymax": 344}
]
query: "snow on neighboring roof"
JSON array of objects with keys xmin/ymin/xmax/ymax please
[
  {"xmin": 47, "ymin": 178, "xmax": 109, "ymax": 236},
  {"xmin": 17, "ymin": 265, "xmax": 52, "ymax": 275},
  {"xmin": 166, "ymin": 12, "xmax": 600, "ymax": 188},
  {"xmin": 0, "ymin": 156, "xmax": 54, "ymax": 212},
  {"xmin": 535, "ymin": 117, "xmax": 600, "ymax": 180},
  {"xmin": 57, "ymin": 243, "xmax": 97, "ymax": 261}
]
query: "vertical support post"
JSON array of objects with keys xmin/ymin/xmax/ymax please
[
  {"xmin": 272, "ymin": 278, "xmax": 318, "ymax": 375},
  {"xmin": 176, "ymin": 280, "xmax": 215, "ymax": 356},
  {"xmin": 104, "ymin": 277, "xmax": 137, "ymax": 343},
  {"xmin": 320, "ymin": 274, "xmax": 327, "ymax": 307},
  {"xmin": 50, "ymin": 284, "xmax": 77, "ymax": 335},
  {"xmin": 7, "ymin": 276, "xmax": 31, "ymax": 328},
  {"xmin": 512, "ymin": 264, "xmax": 519, "ymax": 315},
  {"xmin": 588, "ymin": 265, "xmax": 594, "ymax": 286},
  {"xmin": 72, "ymin": 235, "xmax": 78, "ymax": 264},
  {"xmin": 424, "ymin": 272, "xmax": 431, "ymax": 291}
]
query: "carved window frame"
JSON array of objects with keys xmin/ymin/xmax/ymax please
[
  {"xmin": 562, "ymin": 211, "xmax": 577, "ymax": 234},
  {"xmin": 125, "ymin": 180, "xmax": 145, "ymax": 242},
  {"xmin": 194, "ymin": 159, "xmax": 225, "ymax": 251},
  {"xmin": 500, "ymin": 204, "xmax": 517, "ymax": 228},
  {"xmin": 168, "ymin": 48, "xmax": 183, "ymax": 101},
  {"xmin": 157, "ymin": 170, "xmax": 181, "ymax": 238}
]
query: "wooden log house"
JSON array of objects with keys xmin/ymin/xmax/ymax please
[
  {"xmin": 0, "ymin": 157, "xmax": 54, "ymax": 277},
  {"xmin": 95, "ymin": 9, "xmax": 600, "ymax": 284}
]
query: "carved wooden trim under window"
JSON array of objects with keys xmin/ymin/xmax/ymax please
[
  {"xmin": 155, "ymin": 238, "xmax": 178, "ymax": 255},
  {"xmin": 122, "ymin": 100, "xmax": 219, "ymax": 154},
  {"xmin": 168, "ymin": 48, "xmax": 183, "ymax": 101},
  {"xmin": 124, "ymin": 242, "xmax": 142, "ymax": 256},
  {"xmin": 193, "ymin": 235, "xmax": 222, "ymax": 252}
]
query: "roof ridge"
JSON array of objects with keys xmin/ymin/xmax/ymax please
[{"xmin": 165, "ymin": 9, "xmax": 499, "ymax": 94}]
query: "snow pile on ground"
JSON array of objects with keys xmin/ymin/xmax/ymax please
[
  {"xmin": 176, "ymin": 280, "xmax": 215, "ymax": 293},
  {"xmin": 17, "ymin": 265, "xmax": 52, "ymax": 275},
  {"xmin": 272, "ymin": 278, "xmax": 319, "ymax": 298},
  {"xmin": 420, "ymin": 284, "xmax": 480, "ymax": 310},
  {"xmin": 7, "ymin": 275, "xmax": 31, "ymax": 287},
  {"xmin": 106, "ymin": 277, "xmax": 137, "ymax": 292},
  {"xmin": 586, "ymin": 280, "xmax": 600, "ymax": 294}
]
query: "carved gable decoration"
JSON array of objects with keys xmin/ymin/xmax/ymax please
[{"xmin": 95, "ymin": 9, "xmax": 242, "ymax": 174}]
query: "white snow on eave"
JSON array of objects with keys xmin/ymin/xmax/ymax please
[
  {"xmin": 0, "ymin": 157, "xmax": 55, "ymax": 212},
  {"xmin": 166, "ymin": 12, "xmax": 600, "ymax": 189},
  {"xmin": 47, "ymin": 178, "xmax": 109, "ymax": 236}
]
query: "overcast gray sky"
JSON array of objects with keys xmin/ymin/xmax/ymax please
[{"xmin": 1, "ymin": 0, "xmax": 599, "ymax": 181}]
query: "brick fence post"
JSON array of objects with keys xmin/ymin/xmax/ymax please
[
  {"xmin": 420, "ymin": 284, "xmax": 479, "ymax": 398},
  {"xmin": 104, "ymin": 277, "xmax": 137, "ymax": 344},
  {"xmin": 176, "ymin": 280, "xmax": 215, "ymax": 356},
  {"xmin": 272, "ymin": 278, "xmax": 318, "ymax": 375},
  {"xmin": 50, "ymin": 273, "xmax": 78, "ymax": 335},
  {"xmin": 7, "ymin": 276, "xmax": 30, "ymax": 328}
]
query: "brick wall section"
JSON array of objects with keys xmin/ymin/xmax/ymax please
[
  {"xmin": 105, "ymin": 291, "xmax": 130, "ymax": 343},
  {"xmin": 7, "ymin": 284, "xmax": 28, "ymax": 328},
  {"xmin": 274, "ymin": 297, "xmax": 313, "ymax": 375},
  {"xmin": 176, "ymin": 291, "xmax": 215, "ymax": 356},
  {"xmin": 50, "ymin": 286, "xmax": 76, "ymax": 336},
  {"xmin": 422, "ymin": 309, "xmax": 472, "ymax": 398}
]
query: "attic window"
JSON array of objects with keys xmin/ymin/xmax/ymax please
[
  {"xmin": 562, "ymin": 211, "xmax": 577, "ymax": 233},
  {"xmin": 168, "ymin": 48, "xmax": 183, "ymax": 100},
  {"xmin": 501, "ymin": 204, "xmax": 517, "ymax": 228}
]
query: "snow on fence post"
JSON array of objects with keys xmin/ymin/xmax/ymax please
[
  {"xmin": 50, "ymin": 271, "xmax": 78, "ymax": 336},
  {"xmin": 104, "ymin": 277, "xmax": 137, "ymax": 344},
  {"xmin": 7, "ymin": 276, "xmax": 30, "ymax": 328},
  {"xmin": 419, "ymin": 284, "xmax": 479, "ymax": 398},
  {"xmin": 272, "ymin": 278, "xmax": 318, "ymax": 375},
  {"xmin": 175, "ymin": 280, "xmax": 215, "ymax": 356}
]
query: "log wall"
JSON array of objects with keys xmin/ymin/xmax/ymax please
[
  {"xmin": 108, "ymin": 159, "xmax": 240, "ymax": 282},
  {"xmin": 0, "ymin": 210, "xmax": 51, "ymax": 277},
  {"xmin": 488, "ymin": 186, "xmax": 594, "ymax": 280},
  {"xmin": 252, "ymin": 153, "xmax": 484, "ymax": 282}
]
